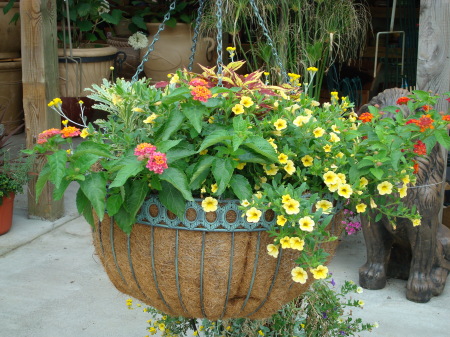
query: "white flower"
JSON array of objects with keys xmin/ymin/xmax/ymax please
[
  {"xmin": 98, "ymin": 0, "xmax": 110, "ymax": 14},
  {"xmin": 128, "ymin": 32, "xmax": 148, "ymax": 50}
]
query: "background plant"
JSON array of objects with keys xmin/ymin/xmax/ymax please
[{"xmin": 128, "ymin": 279, "xmax": 376, "ymax": 337}]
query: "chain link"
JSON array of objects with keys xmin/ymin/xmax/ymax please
[
  {"xmin": 188, "ymin": 0, "xmax": 206, "ymax": 71},
  {"xmin": 132, "ymin": 0, "xmax": 177, "ymax": 83},
  {"xmin": 248, "ymin": 0, "xmax": 288, "ymax": 83},
  {"xmin": 215, "ymin": 0, "xmax": 223, "ymax": 86}
]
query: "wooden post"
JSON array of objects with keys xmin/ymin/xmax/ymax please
[
  {"xmin": 416, "ymin": 0, "xmax": 450, "ymax": 221},
  {"xmin": 21, "ymin": 0, "xmax": 64, "ymax": 220}
]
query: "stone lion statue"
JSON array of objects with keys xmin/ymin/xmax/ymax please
[{"xmin": 357, "ymin": 88, "xmax": 450, "ymax": 302}]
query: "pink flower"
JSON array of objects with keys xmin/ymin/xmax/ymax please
[
  {"xmin": 134, "ymin": 143, "xmax": 156, "ymax": 159},
  {"xmin": 189, "ymin": 78, "xmax": 209, "ymax": 87},
  {"xmin": 146, "ymin": 152, "xmax": 168, "ymax": 174},
  {"xmin": 37, "ymin": 128, "xmax": 61, "ymax": 144},
  {"xmin": 191, "ymin": 86, "xmax": 212, "ymax": 102}
]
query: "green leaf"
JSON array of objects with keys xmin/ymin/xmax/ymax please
[
  {"xmin": 155, "ymin": 139, "xmax": 182, "ymax": 153},
  {"xmin": 109, "ymin": 158, "xmax": 144, "ymax": 188},
  {"xmin": 113, "ymin": 207, "xmax": 134, "ymax": 234},
  {"xmin": 123, "ymin": 179, "xmax": 148, "ymax": 219},
  {"xmin": 435, "ymin": 129, "xmax": 450, "ymax": 149},
  {"xmin": 198, "ymin": 129, "xmax": 231, "ymax": 152},
  {"xmin": 73, "ymin": 141, "xmax": 114, "ymax": 159},
  {"xmin": 390, "ymin": 150, "xmax": 404, "ymax": 171},
  {"xmin": 189, "ymin": 155, "xmax": 215, "ymax": 188},
  {"xmin": 182, "ymin": 104, "xmax": 206, "ymax": 133},
  {"xmin": 166, "ymin": 145, "xmax": 197, "ymax": 164},
  {"xmin": 47, "ymin": 150, "xmax": 68, "ymax": 189},
  {"xmin": 35, "ymin": 164, "xmax": 51, "ymax": 203},
  {"xmin": 76, "ymin": 189, "xmax": 94, "ymax": 227},
  {"xmin": 106, "ymin": 193, "xmax": 123, "ymax": 217},
  {"xmin": 158, "ymin": 108, "xmax": 185, "ymax": 141},
  {"xmin": 161, "ymin": 87, "xmax": 190, "ymax": 105},
  {"xmin": 375, "ymin": 212, "xmax": 383, "ymax": 222},
  {"xmin": 159, "ymin": 167, "xmax": 194, "ymax": 201},
  {"xmin": 131, "ymin": 16, "xmax": 147, "ymax": 30},
  {"xmin": 357, "ymin": 159, "xmax": 374, "ymax": 169},
  {"xmin": 229, "ymin": 175, "xmax": 252, "ymax": 200},
  {"xmin": 53, "ymin": 178, "xmax": 71, "ymax": 201},
  {"xmin": 243, "ymin": 136, "xmax": 278, "ymax": 162},
  {"xmin": 370, "ymin": 167, "xmax": 384, "ymax": 180},
  {"xmin": 159, "ymin": 181, "xmax": 186, "ymax": 219},
  {"xmin": 79, "ymin": 172, "xmax": 107, "ymax": 222},
  {"xmin": 71, "ymin": 152, "xmax": 101, "ymax": 173},
  {"xmin": 212, "ymin": 158, "xmax": 234, "ymax": 195}
]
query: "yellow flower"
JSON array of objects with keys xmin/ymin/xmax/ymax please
[
  {"xmin": 267, "ymin": 138, "xmax": 278, "ymax": 150},
  {"xmin": 267, "ymin": 244, "xmax": 279, "ymax": 258},
  {"xmin": 370, "ymin": 198, "xmax": 377, "ymax": 208},
  {"xmin": 299, "ymin": 216, "xmax": 315, "ymax": 232},
  {"xmin": 201, "ymin": 197, "xmax": 218, "ymax": 212},
  {"xmin": 402, "ymin": 175, "xmax": 410, "ymax": 184},
  {"xmin": 254, "ymin": 191, "xmax": 263, "ymax": 199},
  {"xmin": 329, "ymin": 132, "xmax": 340, "ymax": 142},
  {"xmin": 112, "ymin": 94, "xmax": 123, "ymax": 105},
  {"xmin": 284, "ymin": 160, "xmax": 296, "ymax": 175},
  {"xmin": 399, "ymin": 184, "xmax": 408, "ymax": 198},
  {"xmin": 62, "ymin": 119, "xmax": 69, "ymax": 126},
  {"xmin": 80, "ymin": 128, "xmax": 89, "ymax": 138},
  {"xmin": 307, "ymin": 66, "xmax": 318, "ymax": 72},
  {"xmin": 143, "ymin": 113, "xmax": 158, "ymax": 124},
  {"xmin": 283, "ymin": 198, "xmax": 300, "ymax": 214},
  {"xmin": 170, "ymin": 73, "xmax": 180, "ymax": 84},
  {"xmin": 315, "ymin": 200, "xmax": 333, "ymax": 213},
  {"xmin": 236, "ymin": 162, "xmax": 246, "ymax": 170},
  {"xmin": 66, "ymin": 149, "xmax": 71, "ymax": 155},
  {"xmin": 288, "ymin": 72, "xmax": 301, "ymax": 80},
  {"xmin": 356, "ymin": 203, "xmax": 367, "ymax": 213},
  {"xmin": 246, "ymin": 207, "xmax": 262, "ymax": 222},
  {"xmin": 337, "ymin": 173, "xmax": 347, "ymax": 184},
  {"xmin": 358, "ymin": 300, "xmax": 365, "ymax": 307},
  {"xmin": 264, "ymin": 164, "xmax": 279, "ymax": 175},
  {"xmin": 200, "ymin": 186, "xmax": 206, "ymax": 193},
  {"xmin": 158, "ymin": 323, "xmax": 166, "ymax": 331},
  {"xmin": 132, "ymin": 107, "xmax": 144, "ymax": 113},
  {"xmin": 331, "ymin": 124, "xmax": 340, "ymax": 133},
  {"xmin": 241, "ymin": 199, "xmax": 251, "ymax": 207},
  {"xmin": 313, "ymin": 127, "xmax": 325, "ymax": 138},
  {"xmin": 359, "ymin": 177, "xmax": 369, "ymax": 188},
  {"xmin": 289, "ymin": 237, "xmax": 305, "ymax": 251},
  {"xmin": 291, "ymin": 266, "xmax": 308, "ymax": 284},
  {"xmin": 412, "ymin": 218, "xmax": 421, "ymax": 227},
  {"xmin": 327, "ymin": 183, "xmax": 340, "ymax": 193},
  {"xmin": 338, "ymin": 184, "xmax": 353, "ymax": 198},
  {"xmin": 293, "ymin": 115, "xmax": 311, "ymax": 126},
  {"xmin": 281, "ymin": 194, "xmax": 292, "ymax": 203},
  {"xmin": 274, "ymin": 118, "xmax": 287, "ymax": 131},
  {"xmin": 301, "ymin": 155, "xmax": 314, "ymax": 167},
  {"xmin": 323, "ymin": 171, "xmax": 339, "ymax": 185},
  {"xmin": 226, "ymin": 46, "xmax": 236, "ymax": 52},
  {"xmin": 311, "ymin": 100, "xmax": 320, "ymax": 107},
  {"xmin": 278, "ymin": 153, "xmax": 289, "ymax": 164},
  {"xmin": 232, "ymin": 103, "xmax": 245, "ymax": 115},
  {"xmin": 310, "ymin": 265, "xmax": 328, "ymax": 279},
  {"xmin": 240, "ymin": 96, "xmax": 254, "ymax": 108},
  {"xmin": 336, "ymin": 152, "xmax": 344, "ymax": 159},
  {"xmin": 211, "ymin": 183, "xmax": 218, "ymax": 193},
  {"xmin": 323, "ymin": 144, "xmax": 332, "ymax": 152},
  {"xmin": 277, "ymin": 215, "xmax": 287, "ymax": 226},
  {"xmin": 208, "ymin": 116, "xmax": 214, "ymax": 123},
  {"xmin": 280, "ymin": 236, "xmax": 291, "ymax": 249},
  {"xmin": 331, "ymin": 91, "xmax": 339, "ymax": 98},
  {"xmin": 258, "ymin": 330, "xmax": 265, "ymax": 336},
  {"xmin": 193, "ymin": 331, "xmax": 198, "ymax": 336},
  {"xmin": 377, "ymin": 181, "xmax": 393, "ymax": 195}
]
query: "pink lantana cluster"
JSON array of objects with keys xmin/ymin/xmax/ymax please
[
  {"xmin": 37, "ymin": 128, "xmax": 61, "ymax": 144},
  {"xmin": 189, "ymin": 77, "xmax": 212, "ymax": 102},
  {"xmin": 134, "ymin": 143, "xmax": 168, "ymax": 175}
]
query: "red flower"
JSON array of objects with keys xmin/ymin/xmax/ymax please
[
  {"xmin": 417, "ymin": 114, "xmax": 434, "ymax": 132},
  {"xmin": 413, "ymin": 160, "xmax": 419, "ymax": 174},
  {"xmin": 413, "ymin": 140, "xmax": 427, "ymax": 155},
  {"xmin": 422, "ymin": 105, "xmax": 433, "ymax": 112},
  {"xmin": 396, "ymin": 97, "xmax": 410, "ymax": 105},
  {"xmin": 358, "ymin": 112, "xmax": 373, "ymax": 123},
  {"xmin": 442, "ymin": 115, "xmax": 450, "ymax": 121}
]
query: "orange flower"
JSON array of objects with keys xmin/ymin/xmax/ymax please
[
  {"xmin": 60, "ymin": 126, "xmax": 80, "ymax": 138},
  {"xmin": 413, "ymin": 160, "xmax": 419, "ymax": 174},
  {"xmin": 396, "ymin": 97, "xmax": 410, "ymax": 105},
  {"xmin": 422, "ymin": 105, "xmax": 433, "ymax": 112},
  {"xmin": 358, "ymin": 112, "xmax": 373, "ymax": 123},
  {"xmin": 191, "ymin": 86, "xmax": 212, "ymax": 102},
  {"xmin": 416, "ymin": 114, "xmax": 434, "ymax": 132},
  {"xmin": 442, "ymin": 115, "xmax": 450, "ymax": 121},
  {"xmin": 413, "ymin": 140, "xmax": 427, "ymax": 155}
]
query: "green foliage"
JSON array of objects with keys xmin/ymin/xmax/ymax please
[
  {"xmin": 0, "ymin": 149, "xmax": 33, "ymax": 201},
  {"xmin": 128, "ymin": 279, "xmax": 376, "ymax": 337}
]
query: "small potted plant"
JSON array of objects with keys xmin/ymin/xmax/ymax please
[{"xmin": 27, "ymin": 58, "xmax": 450, "ymax": 319}]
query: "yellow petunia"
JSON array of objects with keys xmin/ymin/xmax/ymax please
[
  {"xmin": 132, "ymin": 107, "xmax": 144, "ymax": 113},
  {"xmin": 274, "ymin": 118, "xmax": 287, "ymax": 131},
  {"xmin": 301, "ymin": 155, "xmax": 314, "ymax": 167},
  {"xmin": 246, "ymin": 207, "xmax": 262, "ymax": 222},
  {"xmin": 370, "ymin": 198, "xmax": 377, "ymax": 208},
  {"xmin": 313, "ymin": 127, "xmax": 325, "ymax": 138},
  {"xmin": 402, "ymin": 175, "xmax": 410, "ymax": 184},
  {"xmin": 399, "ymin": 184, "xmax": 408, "ymax": 198},
  {"xmin": 293, "ymin": 115, "xmax": 311, "ymax": 127},
  {"xmin": 240, "ymin": 96, "xmax": 254, "ymax": 108},
  {"xmin": 264, "ymin": 164, "xmax": 279, "ymax": 175},
  {"xmin": 289, "ymin": 237, "xmax": 305, "ymax": 251},
  {"xmin": 280, "ymin": 236, "xmax": 291, "ymax": 249},
  {"xmin": 323, "ymin": 171, "xmax": 339, "ymax": 185},
  {"xmin": 277, "ymin": 215, "xmax": 287, "ymax": 226},
  {"xmin": 299, "ymin": 216, "xmax": 315, "ymax": 232},
  {"xmin": 211, "ymin": 183, "xmax": 218, "ymax": 193},
  {"xmin": 236, "ymin": 162, "xmax": 246, "ymax": 170},
  {"xmin": 284, "ymin": 160, "xmax": 296, "ymax": 175},
  {"xmin": 315, "ymin": 200, "xmax": 333, "ymax": 213},
  {"xmin": 232, "ymin": 103, "xmax": 245, "ymax": 115},
  {"xmin": 323, "ymin": 144, "xmax": 332, "ymax": 152},
  {"xmin": 359, "ymin": 177, "xmax": 369, "ymax": 188},
  {"xmin": 80, "ymin": 128, "xmax": 89, "ymax": 139},
  {"xmin": 143, "ymin": 113, "xmax": 158, "ymax": 124},
  {"xmin": 291, "ymin": 266, "xmax": 308, "ymax": 284},
  {"xmin": 356, "ymin": 203, "xmax": 367, "ymax": 213},
  {"xmin": 241, "ymin": 199, "xmax": 250, "ymax": 207},
  {"xmin": 310, "ymin": 265, "xmax": 328, "ymax": 279},
  {"xmin": 338, "ymin": 184, "xmax": 353, "ymax": 198},
  {"xmin": 329, "ymin": 132, "xmax": 341, "ymax": 142},
  {"xmin": 412, "ymin": 218, "xmax": 421, "ymax": 227},
  {"xmin": 283, "ymin": 198, "xmax": 300, "ymax": 215},
  {"xmin": 267, "ymin": 244, "xmax": 279, "ymax": 258},
  {"xmin": 278, "ymin": 153, "xmax": 289, "ymax": 164},
  {"xmin": 281, "ymin": 194, "xmax": 292, "ymax": 203},
  {"xmin": 377, "ymin": 181, "xmax": 393, "ymax": 195},
  {"xmin": 201, "ymin": 197, "xmax": 218, "ymax": 212}
]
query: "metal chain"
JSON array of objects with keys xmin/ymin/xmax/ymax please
[
  {"xmin": 131, "ymin": 0, "xmax": 177, "ymax": 83},
  {"xmin": 215, "ymin": 0, "xmax": 223, "ymax": 86},
  {"xmin": 248, "ymin": 0, "xmax": 288, "ymax": 83},
  {"xmin": 188, "ymin": 0, "xmax": 206, "ymax": 71}
]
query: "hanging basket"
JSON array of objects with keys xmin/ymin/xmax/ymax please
[{"xmin": 93, "ymin": 195, "xmax": 344, "ymax": 320}]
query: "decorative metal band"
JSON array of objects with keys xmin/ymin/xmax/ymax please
[
  {"xmin": 137, "ymin": 195, "xmax": 276, "ymax": 232},
  {"xmin": 199, "ymin": 231, "xmax": 207, "ymax": 317},
  {"xmin": 240, "ymin": 231, "xmax": 261, "ymax": 312},
  {"xmin": 127, "ymin": 234, "xmax": 152, "ymax": 303},
  {"xmin": 220, "ymin": 232, "xmax": 235, "ymax": 319},
  {"xmin": 110, "ymin": 216, "xmax": 127, "ymax": 285},
  {"xmin": 174, "ymin": 230, "xmax": 190, "ymax": 316}
]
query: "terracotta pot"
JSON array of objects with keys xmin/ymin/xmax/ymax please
[
  {"xmin": 58, "ymin": 45, "xmax": 118, "ymax": 97},
  {"xmin": 0, "ymin": 59, "xmax": 23, "ymax": 135},
  {"xmin": 0, "ymin": 2, "xmax": 21, "ymax": 59},
  {"xmin": 93, "ymin": 195, "xmax": 344, "ymax": 320},
  {"xmin": 0, "ymin": 192, "xmax": 15, "ymax": 235},
  {"xmin": 140, "ymin": 23, "xmax": 216, "ymax": 83}
]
